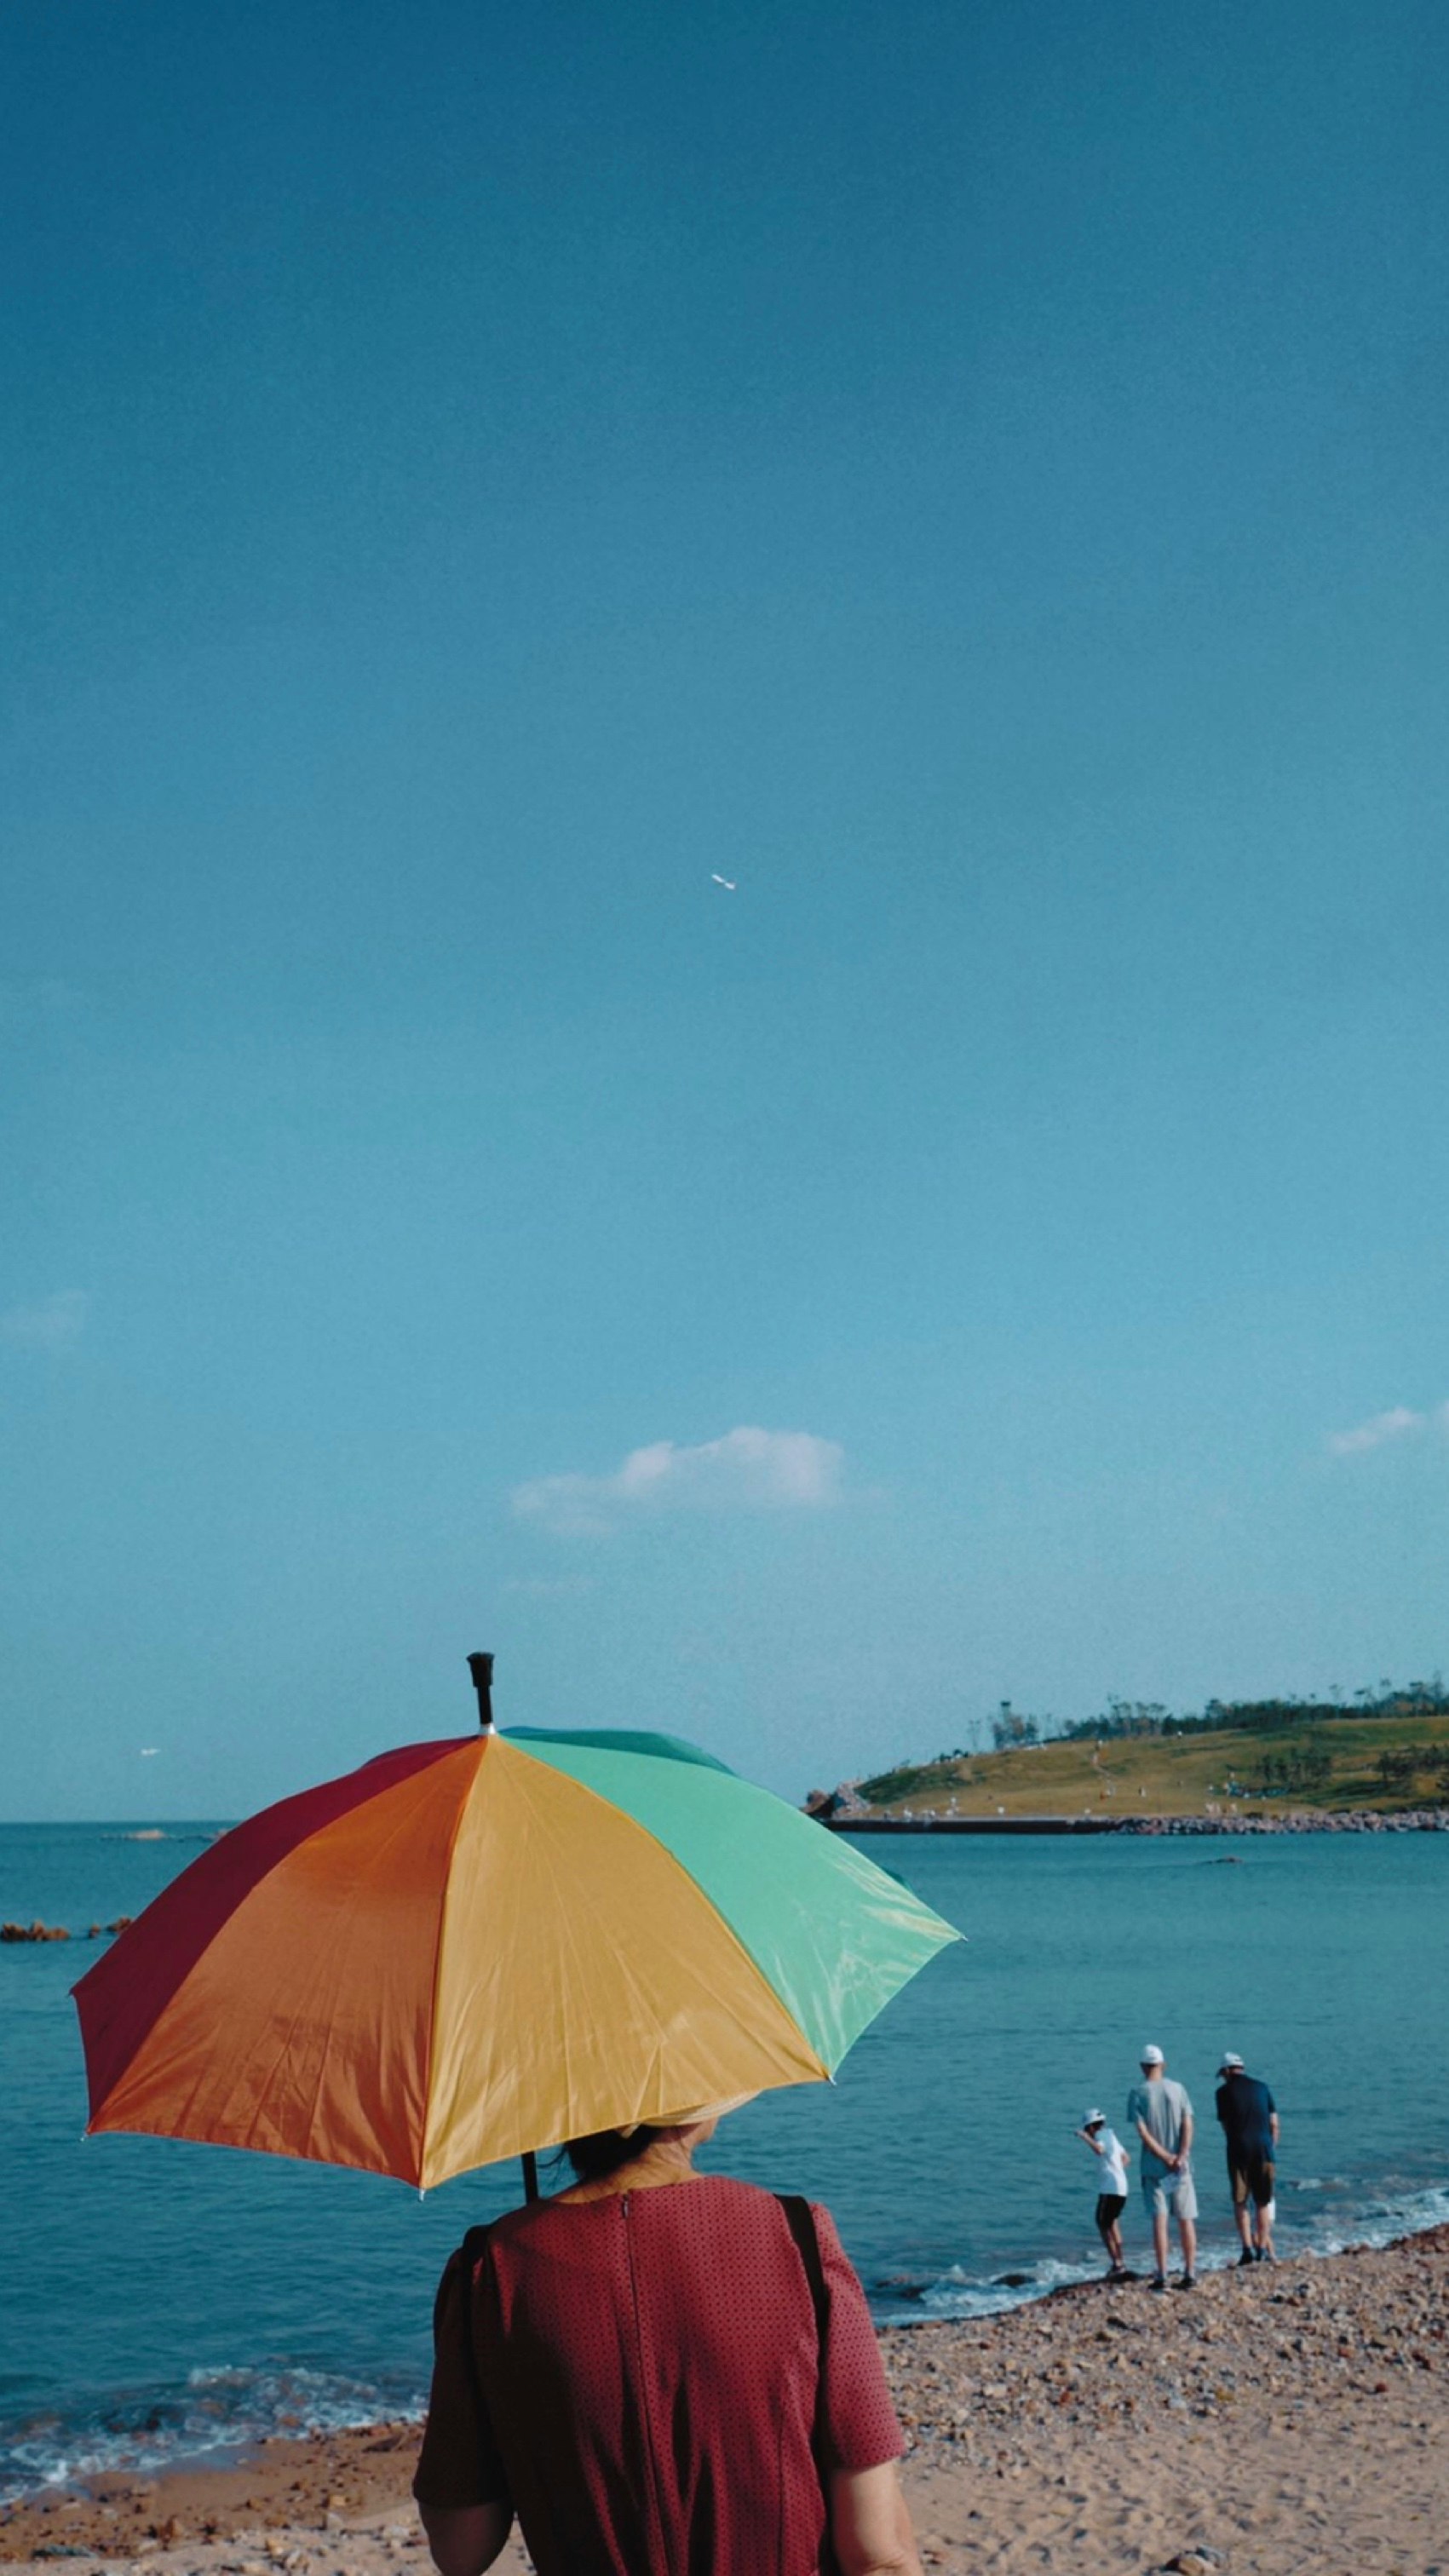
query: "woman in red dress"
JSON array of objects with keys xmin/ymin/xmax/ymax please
[{"xmin": 413, "ymin": 2102, "xmax": 923, "ymax": 2576}]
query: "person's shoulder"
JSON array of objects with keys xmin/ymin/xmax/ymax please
[
  {"xmin": 431, "ymin": 2218, "xmax": 503, "ymax": 2308},
  {"xmin": 487, "ymin": 2186, "xmax": 640, "ymax": 2251},
  {"xmin": 704, "ymin": 2175, "xmax": 851, "ymax": 2246},
  {"xmin": 802, "ymin": 2194, "xmax": 848, "ymax": 2243},
  {"xmin": 697, "ymin": 2176, "xmax": 848, "ymax": 2242},
  {"xmin": 431, "ymin": 2240, "xmax": 468, "ymax": 2299},
  {"xmin": 700, "ymin": 2173, "xmax": 781, "ymax": 2206},
  {"xmin": 472, "ymin": 2198, "xmax": 554, "ymax": 2258},
  {"xmin": 651, "ymin": 2174, "xmax": 796, "ymax": 2229},
  {"xmin": 655, "ymin": 2173, "xmax": 785, "ymax": 2221},
  {"xmin": 658, "ymin": 2175, "xmax": 842, "ymax": 2267}
]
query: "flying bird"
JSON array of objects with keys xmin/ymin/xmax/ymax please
[
  {"xmin": 140, "ymin": 1747, "xmax": 158, "ymax": 1757},
  {"xmin": 710, "ymin": 873, "xmax": 737, "ymax": 891}
]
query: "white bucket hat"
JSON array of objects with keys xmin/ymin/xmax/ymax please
[{"xmin": 618, "ymin": 2092, "xmax": 756, "ymax": 2138}]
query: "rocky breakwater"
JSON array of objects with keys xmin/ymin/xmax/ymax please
[
  {"xmin": 1113, "ymin": 1808, "xmax": 1449, "ymax": 1835},
  {"xmin": 803, "ymin": 1784, "xmax": 871, "ymax": 1821},
  {"xmin": 0, "ymin": 1916, "xmax": 133, "ymax": 1942}
]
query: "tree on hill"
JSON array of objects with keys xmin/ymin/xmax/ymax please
[
  {"xmin": 1252, "ymin": 1742, "xmax": 1332, "ymax": 1794},
  {"xmin": 1061, "ymin": 1676, "xmax": 1449, "ymax": 1743},
  {"xmin": 991, "ymin": 1704, "xmax": 1042, "ymax": 1751}
]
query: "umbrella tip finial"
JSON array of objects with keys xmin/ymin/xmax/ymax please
[{"xmin": 467, "ymin": 1652, "xmax": 495, "ymax": 1734}]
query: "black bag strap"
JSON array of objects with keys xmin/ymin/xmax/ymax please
[
  {"xmin": 776, "ymin": 2194, "xmax": 841, "ymax": 2575},
  {"xmin": 777, "ymin": 2193, "xmax": 829, "ymax": 2360}
]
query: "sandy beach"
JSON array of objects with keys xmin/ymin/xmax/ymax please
[{"xmin": 3, "ymin": 2225, "xmax": 1444, "ymax": 2575}]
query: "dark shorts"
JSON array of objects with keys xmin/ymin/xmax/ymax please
[
  {"xmin": 1095, "ymin": 2193, "xmax": 1126, "ymax": 2227},
  {"xmin": 1229, "ymin": 2152, "xmax": 1275, "ymax": 2208}
]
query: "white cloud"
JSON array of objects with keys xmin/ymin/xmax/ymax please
[
  {"xmin": 513, "ymin": 1425, "xmax": 845, "ymax": 1534},
  {"xmin": 1327, "ymin": 1404, "xmax": 1428, "ymax": 1457},
  {"xmin": 0, "ymin": 1289, "xmax": 89, "ymax": 1350}
]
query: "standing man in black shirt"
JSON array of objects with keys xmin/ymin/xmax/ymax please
[{"xmin": 1216, "ymin": 2051, "xmax": 1280, "ymax": 2263}]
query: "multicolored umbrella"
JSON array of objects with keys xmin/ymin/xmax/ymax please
[{"xmin": 73, "ymin": 1670, "xmax": 957, "ymax": 2190}]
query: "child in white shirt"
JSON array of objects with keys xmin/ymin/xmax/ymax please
[{"xmin": 1077, "ymin": 2109, "xmax": 1129, "ymax": 2277}]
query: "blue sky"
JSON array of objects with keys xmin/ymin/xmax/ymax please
[{"xmin": 6, "ymin": 0, "xmax": 1449, "ymax": 1819}]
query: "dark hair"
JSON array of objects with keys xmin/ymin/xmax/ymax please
[{"xmin": 561, "ymin": 2125, "xmax": 663, "ymax": 2182}]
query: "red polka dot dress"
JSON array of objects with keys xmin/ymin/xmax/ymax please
[{"xmin": 413, "ymin": 2174, "xmax": 904, "ymax": 2576}]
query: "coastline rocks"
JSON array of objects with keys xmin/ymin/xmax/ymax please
[
  {"xmin": 0, "ymin": 1916, "xmax": 134, "ymax": 1943},
  {"xmin": 1112, "ymin": 1808, "xmax": 1449, "ymax": 1836},
  {"xmin": 804, "ymin": 1782, "xmax": 871, "ymax": 1821},
  {"xmin": 820, "ymin": 1800, "xmax": 1449, "ymax": 1834}
]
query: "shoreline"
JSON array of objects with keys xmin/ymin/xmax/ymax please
[
  {"xmin": 828, "ymin": 1806, "xmax": 1449, "ymax": 1833},
  {"xmin": 6, "ymin": 2182, "xmax": 1446, "ymax": 2498},
  {"xmin": 4, "ymin": 2227, "xmax": 1446, "ymax": 2573}
]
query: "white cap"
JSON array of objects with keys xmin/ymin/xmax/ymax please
[
  {"xmin": 1218, "ymin": 2051, "xmax": 1245, "ymax": 2074},
  {"xmin": 1083, "ymin": 2107, "xmax": 1105, "ymax": 2128},
  {"xmin": 1140, "ymin": 2044, "xmax": 1164, "ymax": 2067},
  {"xmin": 662, "ymin": 2092, "xmax": 756, "ymax": 2126},
  {"xmin": 617, "ymin": 2093, "xmax": 756, "ymax": 2138}
]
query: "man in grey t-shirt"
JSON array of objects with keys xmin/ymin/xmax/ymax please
[{"xmin": 1127, "ymin": 2044, "xmax": 1198, "ymax": 2291}]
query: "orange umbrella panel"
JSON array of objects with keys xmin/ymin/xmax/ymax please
[{"xmin": 75, "ymin": 1739, "xmax": 481, "ymax": 2183}]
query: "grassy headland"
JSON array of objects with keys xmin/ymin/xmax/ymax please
[{"xmin": 848, "ymin": 1708, "xmax": 1449, "ymax": 1820}]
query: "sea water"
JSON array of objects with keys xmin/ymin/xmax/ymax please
[{"xmin": 3, "ymin": 1820, "xmax": 1446, "ymax": 2495}]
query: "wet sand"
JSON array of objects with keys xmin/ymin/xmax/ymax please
[{"xmin": 3, "ymin": 2228, "xmax": 1445, "ymax": 2573}]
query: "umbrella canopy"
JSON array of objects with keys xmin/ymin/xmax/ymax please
[{"xmin": 73, "ymin": 1721, "xmax": 957, "ymax": 2188}]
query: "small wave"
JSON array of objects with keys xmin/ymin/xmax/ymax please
[
  {"xmin": 877, "ymin": 2252, "xmax": 1105, "ymax": 2326},
  {"xmin": 0, "ymin": 2362, "xmax": 427, "ymax": 2504},
  {"xmin": 872, "ymin": 2179, "xmax": 1449, "ymax": 2328},
  {"xmin": 101, "ymin": 1831, "xmax": 215, "ymax": 1845},
  {"xmin": 1304, "ymin": 2181, "xmax": 1449, "ymax": 2255}
]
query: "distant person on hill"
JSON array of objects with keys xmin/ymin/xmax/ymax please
[
  {"xmin": 1127, "ymin": 2045, "xmax": 1198, "ymax": 2291},
  {"xmin": 1216, "ymin": 2051, "xmax": 1279, "ymax": 2263},
  {"xmin": 1074, "ymin": 2109, "xmax": 1130, "ymax": 2278}
]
